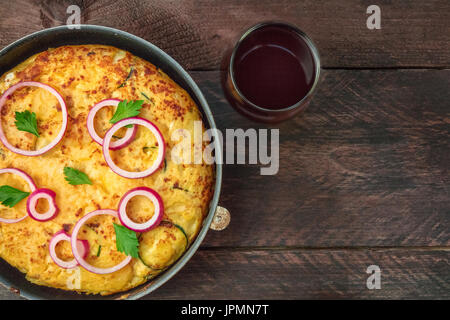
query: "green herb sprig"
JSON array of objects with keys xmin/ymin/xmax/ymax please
[
  {"xmin": 15, "ymin": 111, "xmax": 39, "ymax": 137},
  {"xmin": 141, "ymin": 92, "xmax": 151, "ymax": 101},
  {"xmin": 118, "ymin": 67, "xmax": 134, "ymax": 88},
  {"xmin": 113, "ymin": 223, "xmax": 139, "ymax": 258},
  {"xmin": 0, "ymin": 185, "xmax": 30, "ymax": 207},
  {"xmin": 109, "ymin": 100, "xmax": 143, "ymax": 128},
  {"xmin": 64, "ymin": 167, "xmax": 92, "ymax": 185}
]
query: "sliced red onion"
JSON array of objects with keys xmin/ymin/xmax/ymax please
[
  {"xmin": 0, "ymin": 81, "xmax": 68, "ymax": 156},
  {"xmin": 86, "ymin": 99, "xmax": 137, "ymax": 150},
  {"xmin": 49, "ymin": 230, "xmax": 89, "ymax": 269},
  {"xmin": 102, "ymin": 117, "xmax": 165, "ymax": 179},
  {"xmin": 26, "ymin": 188, "xmax": 59, "ymax": 222},
  {"xmin": 71, "ymin": 209, "xmax": 132, "ymax": 274},
  {"xmin": 0, "ymin": 168, "xmax": 36, "ymax": 224},
  {"xmin": 78, "ymin": 240, "xmax": 90, "ymax": 258},
  {"xmin": 118, "ymin": 187, "xmax": 163, "ymax": 232}
]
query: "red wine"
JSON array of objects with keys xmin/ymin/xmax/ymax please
[{"xmin": 232, "ymin": 25, "xmax": 316, "ymax": 110}]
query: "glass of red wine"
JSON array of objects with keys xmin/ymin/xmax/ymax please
[{"xmin": 222, "ymin": 22, "xmax": 321, "ymax": 123}]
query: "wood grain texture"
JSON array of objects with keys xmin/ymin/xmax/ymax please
[
  {"xmin": 0, "ymin": 0, "xmax": 448, "ymax": 301},
  {"xmin": 145, "ymin": 249, "xmax": 449, "ymax": 299},
  {"xmin": 193, "ymin": 69, "xmax": 450, "ymax": 248},
  {"xmin": 0, "ymin": 0, "xmax": 449, "ymax": 69},
  {"xmin": 2, "ymin": 248, "xmax": 447, "ymax": 299}
]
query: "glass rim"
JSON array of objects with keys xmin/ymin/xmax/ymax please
[{"xmin": 229, "ymin": 21, "xmax": 321, "ymax": 113}]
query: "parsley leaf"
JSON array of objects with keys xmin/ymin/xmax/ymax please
[
  {"xmin": 15, "ymin": 111, "xmax": 39, "ymax": 137},
  {"xmin": 0, "ymin": 185, "xmax": 30, "ymax": 207},
  {"xmin": 113, "ymin": 223, "xmax": 139, "ymax": 258},
  {"xmin": 109, "ymin": 100, "xmax": 143, "ymax": 125},
  {"xmin": 64, "ymin": 167, "xmax": 92, "ymax": 185}
]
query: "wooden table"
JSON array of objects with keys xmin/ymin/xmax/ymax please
[{"xmin": 0, "ymin": 0, "xmax": 448, "ymax": 299}]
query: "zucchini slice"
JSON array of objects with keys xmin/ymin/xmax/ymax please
[{"xmin": 138, "ymin": 220, "xmax": 188, "ymax": 270}]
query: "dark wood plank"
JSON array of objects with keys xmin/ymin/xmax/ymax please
[
  {"xmin": 0, "ymin": 0, "xmax": 449, "ymax": 69},
  {"xmin": 192, "ymin": 69, "xmax": 450, "ymax": 247},
  {"xmin": 145, "ymin": 249, "xmax": 449, "ymax": 299},
  {"xmin": 0, "ymin": 248, "xmax": 448, "ymax": 300}
]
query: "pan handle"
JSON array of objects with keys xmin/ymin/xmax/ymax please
[{"xmin": 210, "ymin": 206, "xmax": 230, "ymax": 231}]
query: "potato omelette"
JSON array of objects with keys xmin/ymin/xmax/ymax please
[{"xmin": 0, "ymin": 45, "xmax": 214, "ymax": 295}]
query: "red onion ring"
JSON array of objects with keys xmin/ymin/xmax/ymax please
[
  {"xmin": 26, "ymin": 188, "xmax": 59, "ymax": 222},
  {"xmin": 0, "ymin": 81, "xmax": 68, "ymax": 156},
  {"xmin": 71, "ymin": 209, "xmax": 132, "ymax": 274},
  {"xmin": 86, "ymin": 99, "xmax": 137, "ymax": 150},
  {"xmin": 0, "ymin": 168, "xmax": 36, "ymax": 224},
  {"xmin": 49, "ymin": 230, "xmax": 89, "ymax": 269},
  {"xmin": 102, "ymin": 117, "xmax": 165, "ymax": 179},
  {"xmin": 118, "ymin": 187, "xmax": 163, "ymax": 232}
]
